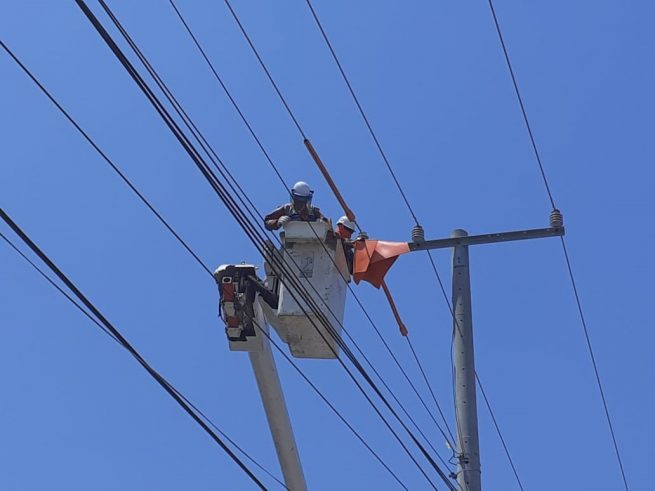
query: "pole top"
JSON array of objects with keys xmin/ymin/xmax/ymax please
[{"xmin": 451, "ymin": 229, "xmax": 468, "ymax": 238}]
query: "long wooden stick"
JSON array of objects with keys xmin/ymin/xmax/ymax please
[{"xmin": 304, "ymin": 138, "xmax": 408, "ymax": 335}]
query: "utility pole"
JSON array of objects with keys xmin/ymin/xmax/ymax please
[
  {"xmin": 214, "ymin": 264, "xmax": 308, "ymax": 491},
  {"xmin": 248, "ymin": 324, "xmax": 307, "ymax": 491},
  {"xmin": 452, "ymin": 229, "xmax": 481, "ymax": 491},
  {"xmin": 407, "ymin": 210, "xmax": 565, "ymax": 490}
]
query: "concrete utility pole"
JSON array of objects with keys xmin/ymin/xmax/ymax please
[
  {"xmin": 214, "ymin": 262, "xmax": 308, "ymax": 491},
  {"xmin": 248, "ymin": 327, "xmax": 307, "ymax": 491},
  {"xmin": 452, "ymin": 229, "xmax": 481, "ymax": 491},
  {"xmin": 407, "ymin": 211, "xmax": 565, "ymax": 490}
]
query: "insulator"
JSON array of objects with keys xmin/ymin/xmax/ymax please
[
  {"xmin": 411, "ymin": 225, "xmax": 425, "ymax": 243},
  {"xmin": 550, "ymin": 209, "xmax": 563, "ymax": 228}
]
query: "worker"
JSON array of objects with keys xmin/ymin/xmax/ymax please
[
  {"xmin": 264, "ymin": 181, "xmax": 325, "ymax": 231},
  {"xmin": 335, "ymin": 215, "xmax": 356, "ymax": 274}
]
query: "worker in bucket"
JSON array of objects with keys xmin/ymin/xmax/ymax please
[
  {"xmin": 335, "ymin": 215, "xmax": 356, "ymax": 274},
  {"xmin": 264, "ymin": 181, "xmax": 325, "ymax": 231}
]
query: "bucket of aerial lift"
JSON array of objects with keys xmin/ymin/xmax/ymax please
[{"xmin": 262, "ymin": 220, "xmax": 350, "ymax": 359}]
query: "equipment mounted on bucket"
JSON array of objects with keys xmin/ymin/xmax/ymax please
[
  {"xmin": 213, "ymin": 264, "xmax": 277, "ymax": 352},
  {"xmin": 215, "ymin": 220, "xmax": 350, "ymax": 359}
]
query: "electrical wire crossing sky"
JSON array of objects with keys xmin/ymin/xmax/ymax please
[{"xmin": 1, "ymin": 1, "xmax": 652, "ymax": 490}]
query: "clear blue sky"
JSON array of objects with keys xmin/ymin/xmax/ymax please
[{"xmin": 1, "ymin": 1, "xmax": 653, "ymax": 490}]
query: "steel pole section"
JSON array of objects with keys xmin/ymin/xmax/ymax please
[
  {"xmin": 452, "ymin": 229, "xmax": 481, "ymax": 491},
  {"xmin": 249, "ymin": 313, "xmax": 307, "ymax": 491}
]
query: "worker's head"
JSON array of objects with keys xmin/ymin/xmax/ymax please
[
  {"xmin": 290, "ymin": 181, "xmax": 313, "ymax": 211},
  {"xmin": 336, "ymin": 216, "xmax": 355, "ymax": 239}
]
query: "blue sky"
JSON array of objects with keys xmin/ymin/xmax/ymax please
[{"xmin": 1, "ymin": 1, "xmax": 653, "ymax": 489}]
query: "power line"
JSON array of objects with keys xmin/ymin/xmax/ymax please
[
  {"xmin": 167, "ymin": 0, "xmax": 287, "ymax": 190},
  {"xmin": 73, "ymin": 3, "xmax": 456, "ymax": 487},
  {"xmin": 407, "ymin": 336, "xmax": 456, "ymax": 446},
  {"xmin": 1, "ymin": 230, "xmax": 290, "ymax": 489},
  {"xmin": 0, "ymin": 39, "xmax": 411, "ymax": 487},
  {"xmin": 96, "ymin": 0, "xmax": 265, "ymax": 232},
  {"xmin": 222, "ymin": 0, "xmax": 306, "ymax": 140},
  {"xmin": 0, "ymin": 209, "xmax": 269, "ymax": 491},
  {"xmin": 485, "ymin": 1, "xmax": 629, "ymax": 489},
  {"xmin": 98, "ymin": 0, "xmax": 453, "ymax": 476},
  {"xmin": 560, "ymin": 236, "xmax": 629, "ymax": 486},
  {"xmin": 474, "ymin": 372, "xmax": 524, "ymax": 491},
  {"xmin": 485, "ymin": 0, "xmax": 556, "ymax": 210},
  {"xmin": 219, "ymin": 0, "xmax": 458, "ymax": 453},
  {"xmin": 302, "ymin": 0, "xmax": 420, "ymax": 225},
  {"xmin": 166, "ymin": 0, "xmax": 457, "ymax": 456},
  {"xmin": 299, "ymin": 3, "xmax": 526, "ymax": 487},
  {"xmin": 0, "ymin": 40, "xmax": 211, "ymax": 278},
  {"xmin": 247, "ymin": 316, "xmax": 410, "ymax": 490}
]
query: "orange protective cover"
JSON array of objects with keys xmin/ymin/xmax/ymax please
[{"xmin": 353, "ymin": 240, "xmax": 410, "ymax": 288}]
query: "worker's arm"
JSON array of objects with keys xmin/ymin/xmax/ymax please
[{"xmin": 264, "ymin": 205, "xmax": 289, "ymax": 230}]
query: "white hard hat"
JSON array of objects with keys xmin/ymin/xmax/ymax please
[
  {"xmin": 337, "ymin": 216, "xmax": 355, "ymax": 232},
  {"xmin": 291, "ymin": 181, "xmax": 313, "ymax": 199}
]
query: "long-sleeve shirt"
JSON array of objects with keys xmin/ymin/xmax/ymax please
[{"xmin": 264, "ymin": 203, "xmax": 324, "ymax": 230}]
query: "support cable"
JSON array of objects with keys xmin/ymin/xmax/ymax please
[
  {"xmin": 486, "ymin": 1, "xmax": 629, "ymax": 489},
  {"xmin": 72, "ymin": 3, "xmax": 456, "ymax": 487},
  {"xmin": 167, "ymin": 0, "xmax": 456, "ymax": 456},
  {"xmin": 0, "ymin": 41, "xmax": 413, "ymax": 488},
  {"xmin": 0, "ymin": 210, "xmax": 268, "ymax": 491}
]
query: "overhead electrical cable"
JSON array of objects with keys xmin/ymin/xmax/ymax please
[
  {"xmin": 247, "ymin": 316, "xmax": 410, "ymax": 490},
  {"xmin": 1, "ymin": 231, "xmax": 290, "ymax": 490},
  {"xmin": 299, "ymin": 2, "xmax": 529, "ymax": 488},
  {"xmin": 0, "ymin": 209, "xmax": 269, "ymax": 491},
  {"xmin": 0, "ymin": 41, "xmax": 413, "ymax": 488},
  {"xmin": 302, "ymin": 0, "xmax": 419, "ymax": 225},
  {"xmin": 95, "ymin": 1, "xmax": 265, "ymax": 231},
  {"xmin": 221, "ymin": 0, "xmax": 457, "ymax": 446},
  {"xmin": 72, "ymin": 2, "xmax": 456, "ymax": 487},
  {"xmin": 0, "ymin": 40, "xmax": 211, "ymax": 278},
  {"xmin": 167, "ymin": 0, "xmax": 287, "ymax": 190},
  {"xmin": 98, "ymin": 0, "xmax": 453, "ymax": 470},
  {"xmin": 485, "ymin": 1, "xmax": 629, "ymax": 489},
  {"xmin": 165, "ymin": 0, "xmax": 457, "ymax": 455},
  {"xmin": 219, "ymin": 3, "xmax": 489, "ymax": 484}
]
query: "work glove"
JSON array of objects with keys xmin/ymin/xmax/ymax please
[{"xmin": 277, "ymin": 215, "xmax": 291, "ymax": 228}]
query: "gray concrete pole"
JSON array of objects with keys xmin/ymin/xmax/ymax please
[
  {"xmin": 249, "ymin": 306, "xmax": 307, "ymax": 490},
  {"xmin": 452, "ymin": 229, "xmax": 481, "ymax": 491}
]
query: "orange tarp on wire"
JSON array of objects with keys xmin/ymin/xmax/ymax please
[{"xmin": 353, "ymin": 240, "xmax": 410, "ymax": 289}]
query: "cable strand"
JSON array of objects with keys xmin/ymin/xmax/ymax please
[
  {"xmin": 166, "ymin": 0, "xmax": 457, "ymax": 464},
  {"xmin": 0, "ymin": 209, "xmax": 268, "ymax": 490},
  {"xmin": 303, "ymin": 0, "xmax": 419, "ymax": 225},
  {"xmin": 73, "ymin": 3, "xmax": 455, "ymax": 486},
  {"xmin": 486, "ymin": 1, "xmax": 628, "ymax": 488},
  {"xmin": 560, "ymin": 237, "xmax": 629, "ymax": 488}
]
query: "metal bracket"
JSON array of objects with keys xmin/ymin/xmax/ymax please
[{"xmin": 408, "ymin": 226, "xmax": 565, "ymax": 252}]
